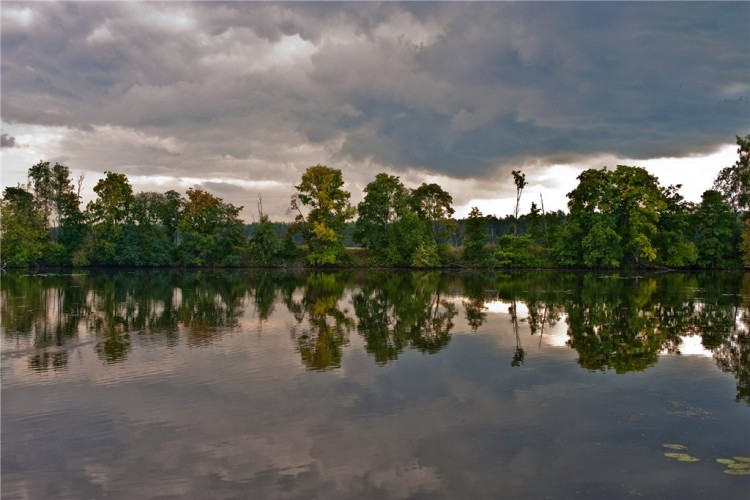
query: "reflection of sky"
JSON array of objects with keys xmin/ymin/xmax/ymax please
[{"xmin": 2, "ymin": 280, "xmax": 749, "ymax": 499}]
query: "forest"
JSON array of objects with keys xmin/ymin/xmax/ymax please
[{"xmin": 1, "ymin": 135, "xmax": 748, "ymax": 269}]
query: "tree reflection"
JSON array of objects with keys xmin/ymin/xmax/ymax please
[
  {"xmin": 564, "ymin": 275, "xmax": 668, "ymax": 373},
  {"xmin": 285, "ymin": 273, "xmax": 354, "ymax": 370},
  {"xmin": 352, "ymin": 272, "xmax": 458, "ymax": 364},
  {"xmin": 2, "ymin": 269, "xmax": 748, "ymax": 403}
]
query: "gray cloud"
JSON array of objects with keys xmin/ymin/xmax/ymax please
[
  {"xmin": 1, "ymin": 133, "xmax": 16, "ymax": 148},
  {"xmin": 1, "ymin": 2, "xmax": 748, "ymax": 218}
]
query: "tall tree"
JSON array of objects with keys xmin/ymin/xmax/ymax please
[
  {"xmin": 354, "ymin": 173, "xmax": 409, "ymax": 255},
  {"xmin": 714, "ymin": 134, "xmax": 750, "ymax": 212},
  {"xmin": 0, "ymin": 187, "xmax": 49, "ymax": 267},
  {"xmin": 693, "ymin": 190, "xmax": 738, "ymax": 268},
  {"xmin": 463, "ymin": 207, "xmax": 488, "ymax": 264},
  {"xmin": 86, "ymin": 171, "xmax": 134, "ymax": 264},
  {"xmin": 291, "ymin": 165, "xmax": 355, "ymax": 265},
  {"xmin": 177, "ymin": 188, "xmax": 245, "ymax": 266},
  {"xmin": 511, "ymin": 170, "xmax": 527, "ymax": 236},
  {"xmin": 560, "ymin": 166, "xmax": 667, "ymax": 268},
  {"xmin": 410, "ymin": 183, "xmax": 457, "ymax": 245}
]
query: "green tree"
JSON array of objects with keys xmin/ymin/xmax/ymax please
[
  {"xmin": 177, "ymin": 188, "xmax": 246, "ymax": 266},
  {"xmin": 654, "ymin": 184, "xmax": 698, "ymax": 268},
  {"xmin": 117, "ymin": 191, "xmax": 181, "ymax": 266},
  {"xmin": 559, "ymin": 165, "xmax": 666, "ymax": 268},
  {"xmin": 693, "ymin": 190, "xmax": 738, "ymax": 268},
  {"xmin": 714, "ymin": 134, "xmax": 750, "ymax": 212},
  {"xmin": 354, "ymin": 173, "xmax": 409, "ymax": 256},
  {"xmin": 86, "ymin": 171, "xmax": 134, "ymax": 264},
  {"xmin": 410, "ymin": 183, "xmax": 457, "ymax": 245},
  {"xmin": 741, "ymin": 219, "xmax": 750, "ymax": 268},
  {"xmin": 291, "ymin": 165, "xmax": 355, "ymax": 266},
  {"xmin": 385, "ymin": 209, "xmax": 435, "ymax": 266},
  {"xmin": 0, "ymin": 187, "xmax": 49, "ymax": 267},
  {"xmin": 463, "ymin": 207, "xmax": 488, "ymax": 264},
  {"xmin": 249, "ymin": 198, "xmax": 282, "ymax": 266}
]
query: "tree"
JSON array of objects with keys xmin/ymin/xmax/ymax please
[
  {"xmin": 511, "ymin": 170, "xmax": 527, "ymax": 236},
  {"xmin": 0, "ymin": 187, "xmax": 49, "ymax": 267},
  {"xmin": 249, "ymin": 196, "xmax": 282, "ymax": 266},
  {"xmin": 741, "ymin": 219, "xmax": 750, "ymax": 268},
  {"xmin": 463, "ymin": 207, "xmax": 488, "ymax": 264},
  {"xmin": 117, "ymin": 191, "xmax": 181, "ymax": 266},
  {"xmin": 559, "ymin": 165, "xmax": 666, "ymax": 268},
  {"xmin": 693, "ymin": 190, "xmax": 738, "ymax": 268},
  {"xmin": 291, "ymin": 165, "xmax": 355, "ymax": 266},
  {"xmin": 654, "ymin": 184, "xmax": 697, "ymax": 267},
  {"xmin": 86, "ymin": 171, "xmax": 134, "ymax": 264},
  {"xmin": 177, "ymin": 188, "xmax": 246, "ymax": 266},
  {"xmin": 410, "ymin": 183, "xmax": 457, "ymax": 245},
  {"xmin": 353, "ymin": 173, "xmax": 409, "ymax": 255},
  {"xmin": 714, "ymin": 134, "xmax": 750, "ymax": 212}
]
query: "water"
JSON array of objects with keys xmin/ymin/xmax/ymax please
[{"xmin": 2, "ymin": 270, "xmax": 749, "ymax": 499}]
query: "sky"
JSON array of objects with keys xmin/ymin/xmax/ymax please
[{"xmin": 1, "ymin": 1, "xmax": 748, "ymax": 222}]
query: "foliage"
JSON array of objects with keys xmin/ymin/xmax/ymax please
[
  {"xmin": 86, "ymin": 171, "xmax": 134, "ymax": 264},
  {"xmin": 714, "ymin": 134, "xmax": 750, "ymax": 212},
  {"xmin": 292, "ymin": 165, "xmax": 355, "ymax": 266},
  {"xmin": 0, "ymin": 187, "xmax": 49, "ymax": 267},
  {"xmin": 496, "ymin": 234, "xmax": 546, "ymax": 268},
  {"xmin": 560, "ymin": 165, "xmax": 667, "ymax": 268},
  {"xmin": 463, "ymin": 207, "xmax": 489, "ymax": 264},
  {"xmin": 741, "ymin": 218, "xmax": 750, "ymax": 268},
  {"xmin": 692, "ymin": 190, "xmax": 739, "ymax": 268},
  {"xmin": 410, "ymin": 182, "xmax": 457, "ymax": 245},
  {"xmin": 384, "ymin": 209, "xmax": 434, "ymax": 266},
  {"xmin": 177, "ymin": 188, "xmax": 246, "ymax": 266},
  {"xmin": 654, "ymin": 184, "xmax": 698, "ymax": 267},
  {"xmin": 354, "ymin": 173, "xmax": 409, "ymax": 253}
]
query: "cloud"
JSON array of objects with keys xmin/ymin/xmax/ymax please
[
  {"xmin": 1, "ymin": 2, "xmax": 748, "ymax": 219},
  {"xmin": 1, "ymin": 133, "xmax": 17, "ymax": 148}
]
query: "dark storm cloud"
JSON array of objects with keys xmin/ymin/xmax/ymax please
[{"xmin": 1, "ymin": 1, "xmax": 748, "ymax": 204}]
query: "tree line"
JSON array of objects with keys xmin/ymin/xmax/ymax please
[{"xmin": 1, "ymin": 135, "xmax": 748, "ymax": 269}]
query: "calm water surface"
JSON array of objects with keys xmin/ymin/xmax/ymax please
[{"xmin": 2, "ymin": 270, "xmax": 749, "ymax": 499}]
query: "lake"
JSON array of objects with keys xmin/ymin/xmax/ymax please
[{"xmin": 2, "ymin": 270, "xmax": 749, "ymax": 499}]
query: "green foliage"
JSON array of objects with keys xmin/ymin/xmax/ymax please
[
  {"xmin": 693, "ymin": 190, "xmax": 739, "ymax": 268},
  {"xmin": 385, "ymin": 209, "xmax": 434, "ymax": 266},
  {"xmin": 654, "ymin": 185, "xmax": 698, "ymax": 267},
  {"xmin": 463, "ymin": 207, "xmax": 489, "ymax": 264},
  {"xmin": 86, "ymin": 171, "xmax": 134, "ymax": 264},
  {"xmin": 560, "ymin": 165, "xmax": 667, "ymax": 268},
  {"xmin": 0, "ymin": 187, "xmax": 49, "ymax": 267},
  {"xmin": 177, "ymin": 188, "xmax": 246, "ymax": 267},
  {"xmin": 411, "ymin": 241, "xmax": 441, "ymax": 267},
  {"xmin": 714, "ymin": 134, "xmax": 750, "ymax": 212},
  {"xmin": 741, "ymin": 218, "xmax": 750, "ymax": 268},
  {"xmin": 496, "ymin": 234, "xmax": 546, "ymax": 268},
  {"xmin": 292, "ymin": 165, "xmax": 355, "ymax": 266},
  {"xmin": 410, "ymin": 183, "xmax": 457, "ymax": 244},
  {"xmin": 582, "ymin": 218, "xmax": 622, "ymax": 268},
  {"xmin": 354, "ymin": 173, "xmax": 409, "ymax": 253},
  {"xmin": 249, "ymin": 215, "xmax": 282, "ymax": 266}
]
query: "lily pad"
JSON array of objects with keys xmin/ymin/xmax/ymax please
[
  {"xmin": 723, "ymin": 468, "xmax": 750, "ymax": 475},
  {"xmin": 727, "ymin": 463, "xmax": 750, "ymax": 469},
  {"xmin": 662, "ymin": 444, "xmax": 687, "ymax": 450},
  {"xmin": 733, "ymin": 456, "xmax": 750, "ymax": 463},
  {"xmin": 717, "ymin": 458, "xmax": 736, "ymax": 465},
  {"xmin": 664, "ymin": 453, "xmax": 699, "ymax": 462}
]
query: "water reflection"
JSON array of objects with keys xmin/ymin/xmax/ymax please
[{"xmin": 2, "ymin": 270, "xmax": 748, "ymax": 403}]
